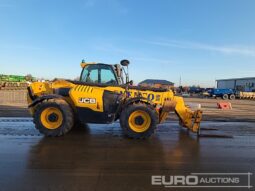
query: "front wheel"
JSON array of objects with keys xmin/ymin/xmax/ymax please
[
  {"xmin": 222, "ymin": 94, "xmax": 229, "ymax": 100},
  {"xmin": 34, "ymin": 99, "xmax": 74, "ymax": 137},
  {"xmin": 120, "ymin": 104, "xmax": 158, "ymax": 139}
]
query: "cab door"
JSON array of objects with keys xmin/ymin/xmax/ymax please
[{"xmin": 80, "ymin": 64, "xmax": 118, "ymax": 85}]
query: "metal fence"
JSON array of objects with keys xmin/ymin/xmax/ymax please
[{"xmin": 0, "ymin": 90, "xmax": 27, "ymax": 104}]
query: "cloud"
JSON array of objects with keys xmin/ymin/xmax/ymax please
[{"xmin": 144, "ymin": 40, "xmax": 255, "ymax": 56}]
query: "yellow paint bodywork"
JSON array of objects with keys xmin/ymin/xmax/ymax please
[
  {"xmin": 28, "ymin": 80, "xmax": 75, "ymax": 99},
  {"xmin": 68, "ymin": 84, "xmax": 175, "ymax": 113},
  {"xmin": 28, "ymin": 79, "xmax": 202, "ymax": 133},
  {"xmin": 80, "ymin": 62, "xmax": 96, "ymax": 68},
  {"xmin": 174, "ymin": 96, "xmax": 202, "ymax": 132},
  {"xmin": 70, "ymin": 85, "xmax": 104, "ymax": 112}
]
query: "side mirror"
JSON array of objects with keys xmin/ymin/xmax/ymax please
[
  {"xmin": 114, "ymin": 64, "xmax": 122, "ymax": 77},
  {"xmin": 120, "ymin": 59, "xmax": 130, "ymax": 84},
  {"xmin": 120, "ymin": 59, "xmax": 130, "ymax": 66}
]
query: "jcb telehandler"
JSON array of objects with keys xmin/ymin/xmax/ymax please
[{"xmin": 27, "ymin": 60, "xmax": 202, "ymax": 138}]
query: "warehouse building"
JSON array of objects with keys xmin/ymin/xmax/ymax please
[
  {"xmin": 138, "ymin": 79, "xmax": 174, "ymax": 89},
  {"xmin": 216, "ymin": 77, "xmax": 255, "ymax": 92}
]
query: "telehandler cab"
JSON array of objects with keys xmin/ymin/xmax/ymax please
[{"xmin": 27, "ymin": 60, "xmax": 202, "ymax": 138}]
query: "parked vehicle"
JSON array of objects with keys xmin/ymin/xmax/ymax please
[
  {"xmin": 188, "ymin": 87, "xmax": 205, "ymax": 94},
  {"xmin": 0, "ymin": 74, "xmax": 35, "ymax": 90},
  {"xmin": 208, "ymin": 88, "xmax": 236, "ymax": 100}
]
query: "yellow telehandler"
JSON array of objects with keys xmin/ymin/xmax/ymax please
[{"xmin": 27, "ymin": 60, "xmax": 202, "ymax": 138}]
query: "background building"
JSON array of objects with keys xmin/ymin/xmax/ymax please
[
  {"xmin": 216, "ymin": 77, "xmax": 255, "ymax": 92},
  {"xmin": 139, "ymin": 79, "xmax": 174, "ymax": 89}
]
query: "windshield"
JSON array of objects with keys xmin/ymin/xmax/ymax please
[{"xmin": 80, "ymin": 64, "xmax": 118, "ymax": 85}]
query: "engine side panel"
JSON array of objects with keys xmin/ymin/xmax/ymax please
[
  {"xmin": 69, "ymin": 85, "xmax": 105, "ymax": 112},
  {"xmin": 70, "ymin": 85, "xmax": 121, "ymax": 123}
]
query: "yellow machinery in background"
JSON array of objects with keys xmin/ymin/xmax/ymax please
[
  {"xmin": 27, "ymin": 60, "xmax": 202, "ymax": 138},
  {"xmin": 237, "ymin": 91, "xmax": 255, "ymax": 99}
]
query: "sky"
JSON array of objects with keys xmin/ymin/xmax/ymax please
[{"xmin": 1, "ymin": 0, "xmax": 255, "ymax": 87}]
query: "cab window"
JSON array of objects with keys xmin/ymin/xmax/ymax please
[
  {"xmin": 80, "ymin": 64, "xmax": 98, "ymax": 83},
  {"xmin": 100, "ymin": 68, "xmax": 117, "ymax": 84},
  {"xmin": 80, "ymin": 64, "xmax": 117, "ymax": 85}
]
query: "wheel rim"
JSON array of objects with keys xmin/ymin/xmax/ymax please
[
  {"xmin": 40, "ymin": 107, "xmax": 63, "ymax": 129},
  {"xmin": 128, "ymin": 110, "xmax": 151, "ymax": 133}
]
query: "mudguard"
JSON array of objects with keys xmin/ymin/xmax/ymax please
[
  {"xmin": 113, "ymin": 96, "xmax": 149, "ymax": 116},
  {"xmin": 123, "ymin": 97, "xmax": 150, "ymax": 108},
  {"xmin": 28, "ymin": 94, "xmax": 64, "ymax": 108}
]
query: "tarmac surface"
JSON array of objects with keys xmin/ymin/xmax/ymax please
[{"xmin": 0, "ymin": 118, "xmax": 254, "ymax": 191}]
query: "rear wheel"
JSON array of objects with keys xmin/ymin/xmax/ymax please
[
  {"xmin": 34, "ymin": 99, "xmax": 74, "ymax": 136},
  {"xmin": 120, "ymin": 104, "xmax": 158, "ymax": 139},
  {"xmin": 222, "ymin": 94, "xmax": 228, "ymax": 100},
  {"xmin": 229, "ymin": 94, "xmax": 235, "ymax": 100}
]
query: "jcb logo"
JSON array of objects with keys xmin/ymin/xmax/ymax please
[{"xmin": 78, "ymin": 98, "xmax": 96, "ymax": 104}]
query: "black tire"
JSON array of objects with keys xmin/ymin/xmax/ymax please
[
  {"xmin": 222, "ymin": 94, "xmax": 228, "ymax": 100},
  {"xmin": 120, "ymin": 104, "xmax": 158, "ymax": 139},
  {"xmin": 229, "ymin": 94, "xmax": 235, "ymax": 100},
  {"xmin": 34, "ymin": 99, "xmax": 74, "ymax": 137},
  {"xmin": 73, "ymin": 119, "xmax": 85, "ymax": 129}
]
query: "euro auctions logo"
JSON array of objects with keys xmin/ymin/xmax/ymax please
[
  {"xmin": 152, "ymin": 175, "xmax": 198, "ymax": 186},
  {"xmin": 151, "ymin": 173, "xmax": 253, "ymax": 188}
]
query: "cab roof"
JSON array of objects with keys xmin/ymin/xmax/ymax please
[{"xmin": 80, "ymin": 62, "xmax": 114, "ymax": 68}]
